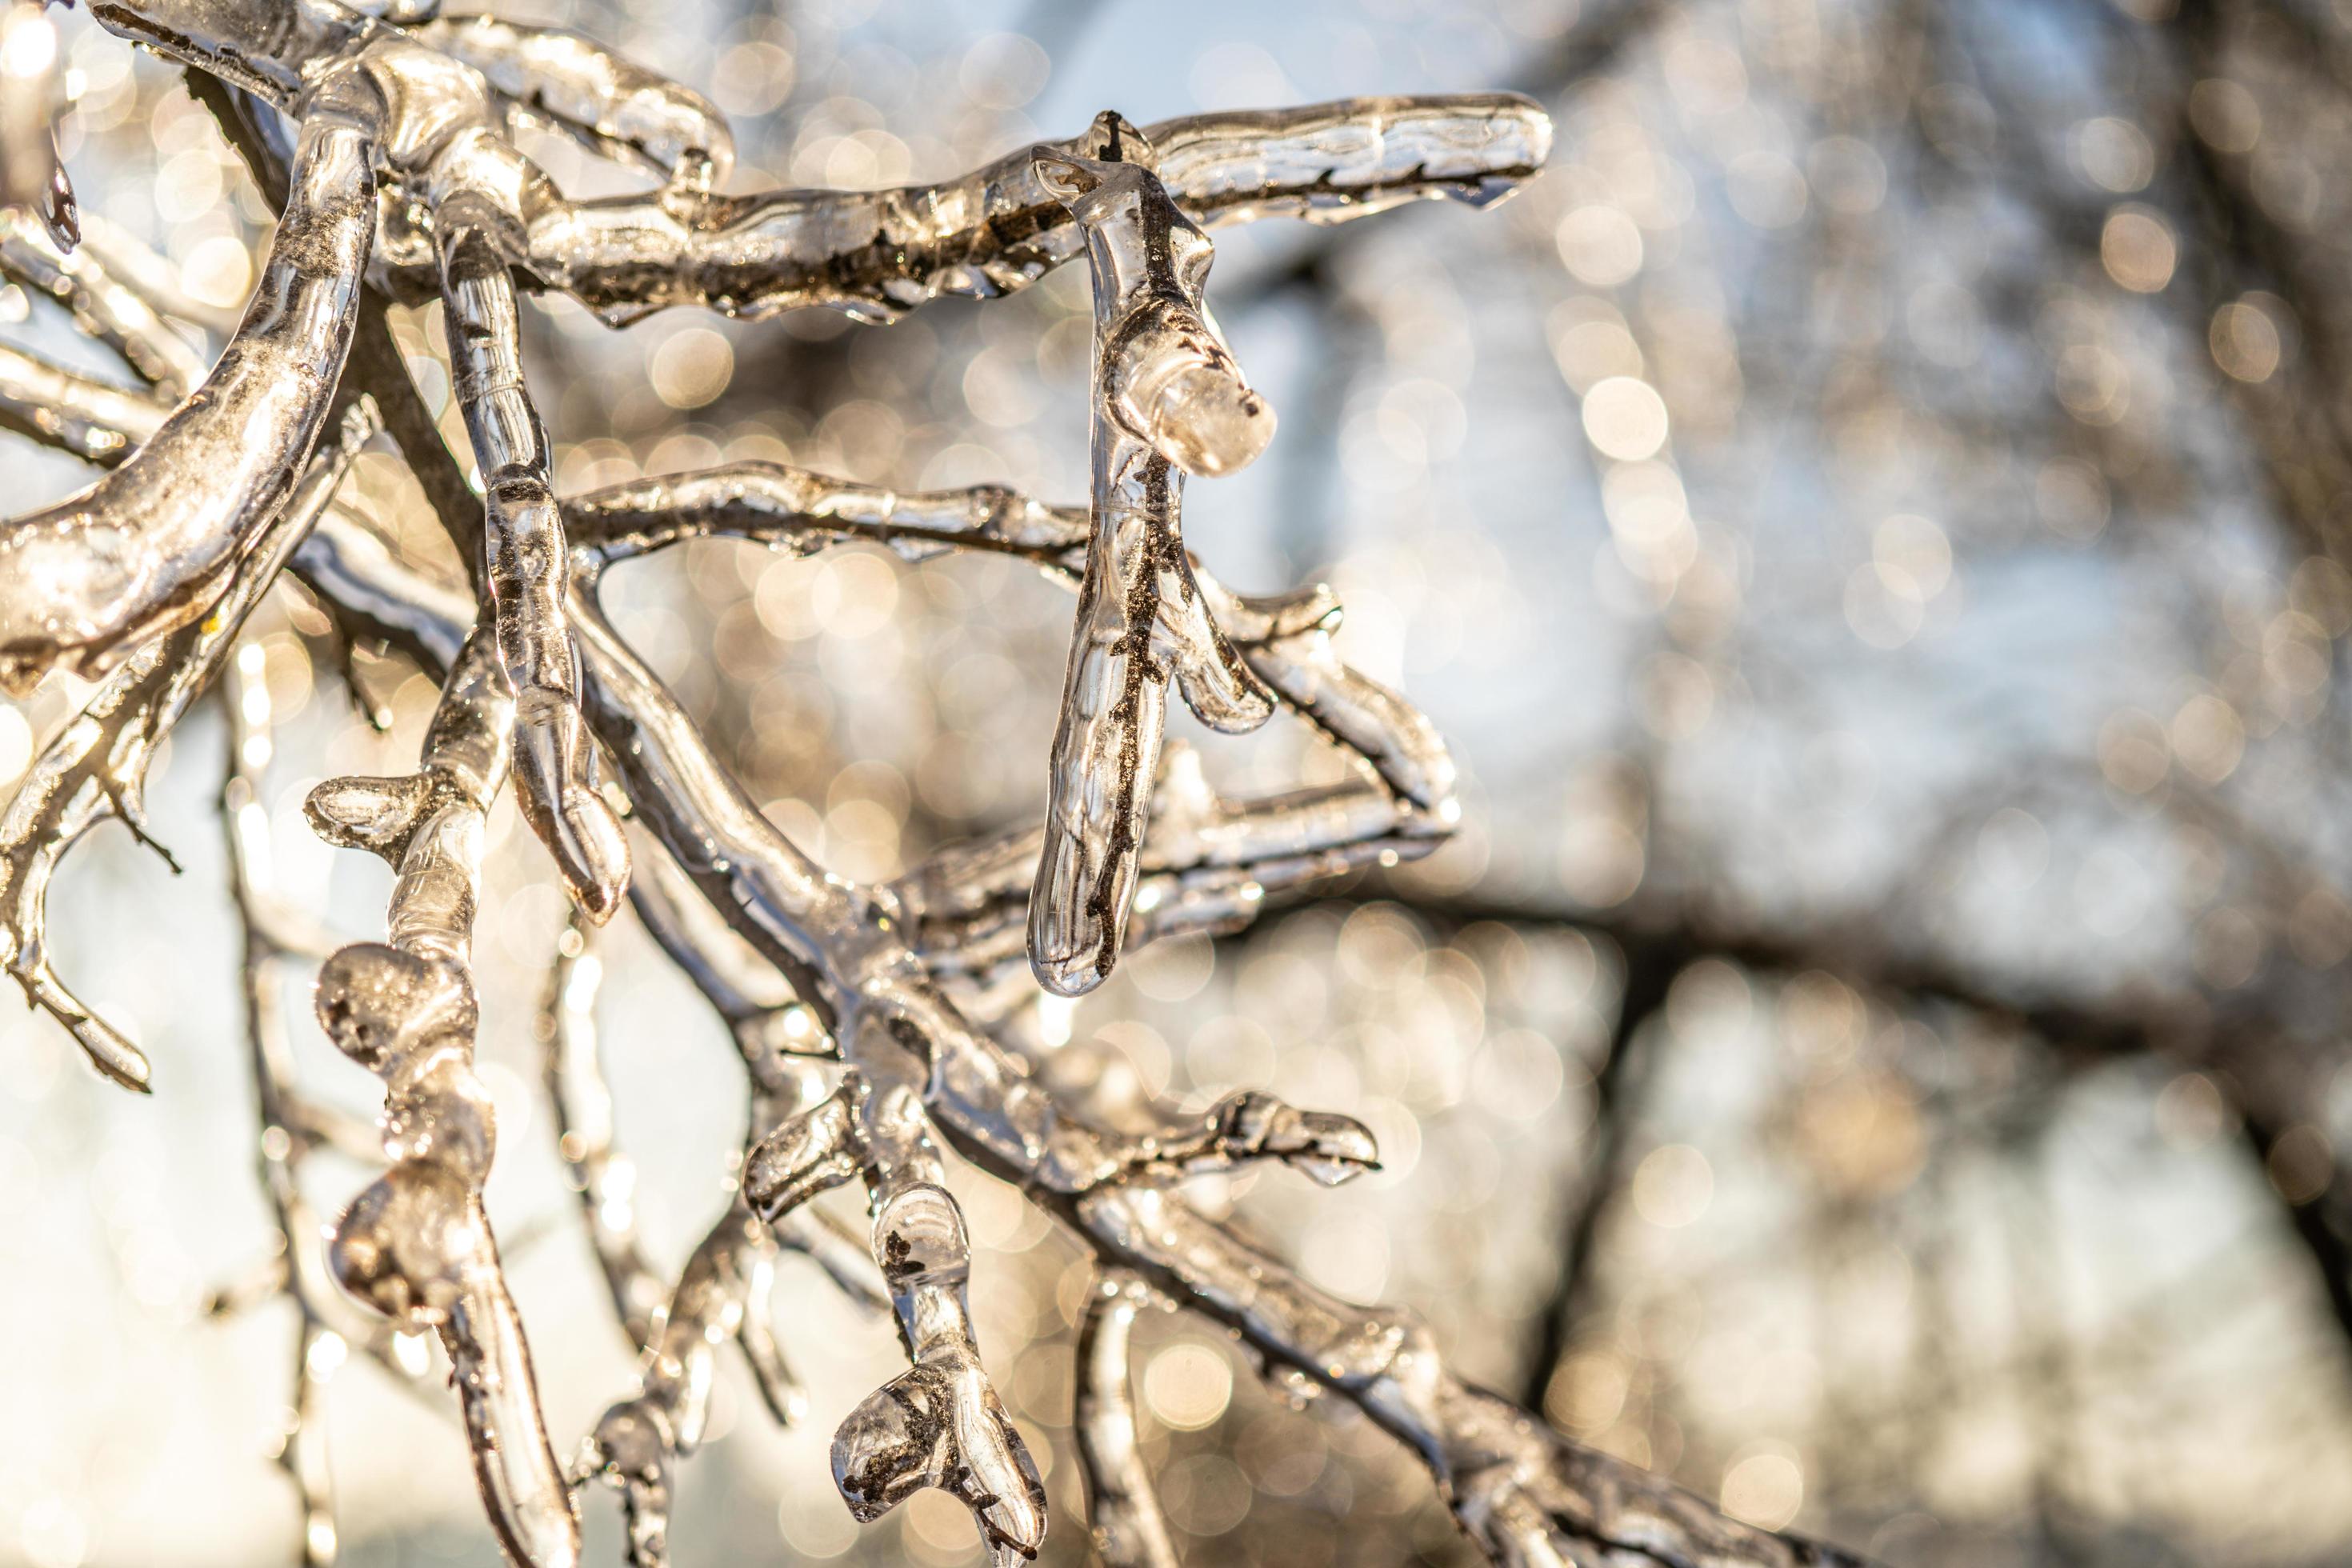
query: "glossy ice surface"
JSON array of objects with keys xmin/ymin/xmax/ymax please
[{"xmin": 0, "ymin": 6, "xmax": 1850, "ymax": 1566}]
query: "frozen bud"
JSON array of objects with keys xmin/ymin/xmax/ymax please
[
  {"xmin": 832, "ymin": 1343, "xmax": 1046, "ymax": 1560},
  {"xmin": 314, "ymin": 944, "xmax": 476, "ymax": 1069},
  {"xmin": 743, "ymin": 1089, "xmax": 858, "ymax": 1222},
  {"xmin": 382, "ymin": 1054, "xmax": 496, "ymax": 1181},
  {"xmin": 330, "ymin": 1162, "xmax": 478, "ymax": 1328},
  {"xmin": 1217, "ymin": 1091, "xmax": 1381, "ymax": 1186},
  {"xmin": 874, "ymin": 1181, "xmax": 970, "ymax": 1288},
  {"xmin": 305, "ymin": 773, "xmax": 435, "ymax": 858},
  {"xmin": 1112, "ymin": 323, "xmax": 1274, "ymax": 477}
]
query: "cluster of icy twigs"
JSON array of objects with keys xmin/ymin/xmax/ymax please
[{"xmin": 0, "ymin": 2, "xmax": 1862, "ymax": 1565}]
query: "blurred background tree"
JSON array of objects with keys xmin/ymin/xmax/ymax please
[{"xmin": 6, "ymin": 0, "xmax": 2352, "ymax": 1564}]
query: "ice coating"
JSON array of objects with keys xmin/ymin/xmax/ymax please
[
  {"xmin": 460, "ymin": 97, "xmax": 1552, "ymax": 324},
  {"xmin": 574, "ymin": 1203, "xmax": 797, "ymax": 1568},
  {"xmin": 1027, "ymin": 135, "xmax": 1276, "ymax": 999},
  {"xmin": 282, "ymin": 503, "xmax": 1862, "ymax": 1566}
]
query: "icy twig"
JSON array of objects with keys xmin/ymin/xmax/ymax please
[
  {"xmin": 0, "ymin": 211, "xmax": 208, "ymax": 394},
  {"xmin": 573, "ymin": 1181, "xmax": 830, "ymax": 1568},
  {"xmin": 0, "ymin": 341, "xmax": 166, "ymax": 464},
  {"xmin": 1074, "ymin": 1271, "xmax": 1178, "ymax": 1568},
  {"xmin": 1067, "ymin": 1183, "xmax": 1866, "ymax": 1568},
  {"xmin": 566, "ymin": 463, "xmax": 1090, "ymax": 573},
  {"xmin": 540, "ymin": 912, "xmax": 667, "ymax": 1349},
  {"xmin": 1086, "ymin": 1088, "xmax": 1379, "ymax": 1188},
  {"xmin": 0, "ymin": 119, "xmax": 372, "ymax": 692},
  {"xmin": 626, "ymin": 843, "xmax": 885, "ymax": 1302},
  {"xmin": 1026, "ymin": 136, "xmax": 1276, "ymax": 998},
  {"xmin": 412, "ymin": 14, "xmax": 731, "ymax": 190},
  {"xmin": 623, "ymin": 834, "xmax": 798, "ymax": 1038},
  {"xmin": 0, "ymin": 396, "xmax": 378, "ymax": 1090},
  {"xmin": 289, "ymin": 519, "xmax": 881, "ymax": 1329},
  {"xmin": 735, "ymin": 1062, "xmax": 1048, "ymax": 1565},
  {"xmin": 309, "ymin": 623, "xmax": 581, "ymax": 1568}
]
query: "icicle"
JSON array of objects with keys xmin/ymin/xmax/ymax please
[
  {"xmin": 0, "ymin": 1, "xmax": 72, "ymax": 247},
  {"xmin": 1026, "ymin": 134, "xmax": 1275, "ymax": 999},
  {"xmin": 437, "ymin": 207, "xmax": 630, "ymax": 921}
]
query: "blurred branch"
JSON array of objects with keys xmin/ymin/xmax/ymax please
[
  {"xmin": 1518, "ymin": 937, "xmax": 1681, "ymax": 1412},
  {"xmin": 1302, "ymin": 878, "xmax": 2352, "ymax": 1366}
]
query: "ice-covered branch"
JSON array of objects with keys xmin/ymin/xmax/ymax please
[
  {"xmin": 573, "ymin": 1200, "xmax": 801, "ymax": 1568},
  {"xmin": 0, "ymin": 214, "xmax": 207, "ymax": 395},
  {"xmin": 412, "ymin": 14, "xmax": 731, "ymax": 190},
  {"xmin": 540, "ymin": 913, "xmax": 666, "ymax": 1349},
  {"xmin": 565, "ymin": 463, "xmax": 1088, "ymax": 573},
  {"xmin": 0, "ymin": 119, "xmax": 372, "ymax": 692},
  {"xmin": 0, "ymin": 21, "xmax": 1810, "ymax": 1559},
  {"xmin": 0, "ymin": 396, "xmax": 378, "ymax": 1089},
  {"xmin": 1065, "ymin": 1184, "xmax": 1866, "ymax": 1567},
  {"xmin": 502, "ymin": 97, "xmax": 1550, "ymax": 325},
  {"xmin": 290, "ymin": 495, "xmax": 1856, "ymax": 1568},
  {"xmin": 0, "ymin": 342, "xmax": 166, "ymax": 464},
  {"xmin": 578, "ymin": 582, "xmax": 1847, "ymax": 1564},
  {"xmin": 308, "ymin": 622, "xmax": 581, "ymax": 1568},
  {"xmin": 1074, "ymin": 1271, "xmax": 1179, "ymax": 1568}
]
